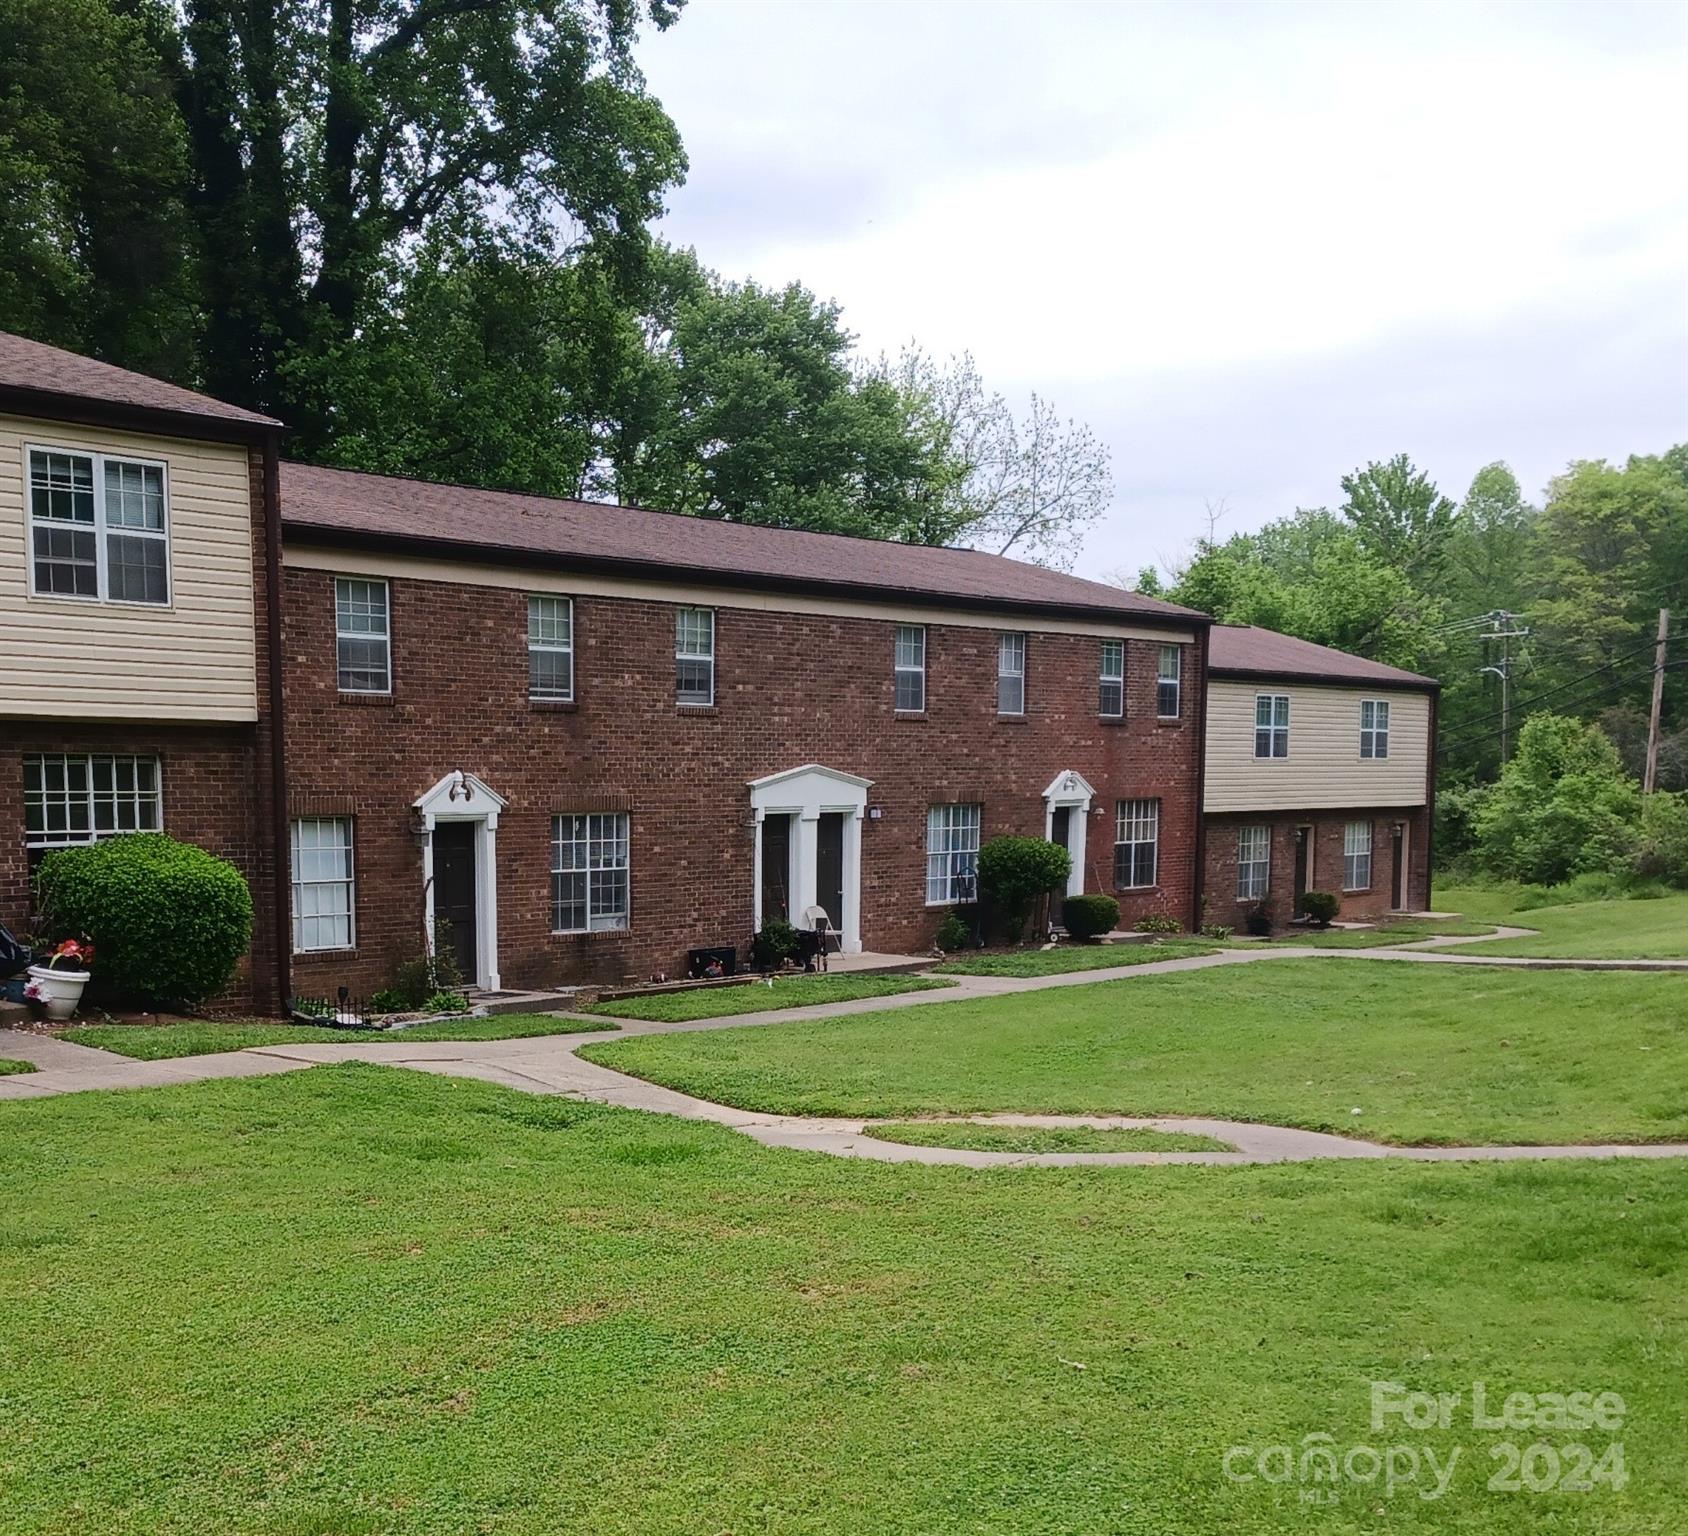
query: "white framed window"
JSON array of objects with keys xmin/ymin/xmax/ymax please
[
  {"xmin": 291, "ymin": 817, "xmax": 355, "ymax": 952},
  {"xmin": 1344, "ymin": 819, "xmax": 1373, "ymax": 891},
  {"xmin": 1360, "ymin": 698, "xmax": 1391, "ymax": 759},
  {"xmin": 895, "ymin": 624, "xmax": 926, "ymax": 712},
  {"xmin": 528, "ymin": 595, "xmax": 574, "ymax": 701},
  {"xmin": 1099, "ymin": 639, "xmax": 1124, "ymax": 717},
  {"xmin": 676, "ymin": 606, "xmax": 715, "ymax": 705},
  {"xmin": 1237, "ymin": 824, "xmax": 1271, "ymax": 901},
  {"xmin": 27, "ymin": 446, "xmax": 169, "ymax": 605},
  {"xmin": 1115, "ymin": 798, "xmax": 1159, "ymax": 889},
  {"xmin": 1157, "ymin": 644, "xmax": 1182, "ymax": 719},
  {"xmin": 925, "ymin": 803, "xmax": 981, "ymax": 904},
  {"xmin": 1254, "ymin": 693, "xmax": 1290, "ymax": 758},
  {"xmin": 997, "ymin": 632, "xmax": 1026, "ymax": 715},
  {"xmin": 24, "ymin": 753, "xmax": 162, "ymax": 870},
  {"xmin": 335, "ymin": 578, "xmax": 391, "ymax": 693},
  {"xmin": 551, "ymin": 812, "xmax": 631, "ymax": 932}
]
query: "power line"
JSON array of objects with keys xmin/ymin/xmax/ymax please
[
  {"xmin": 1437, "ymin": 637, "xmax": 1660, "ymax": 737},
  {"xmin": 1437, "ymin": 658, "xmax": 1682, "ymax": 755}
]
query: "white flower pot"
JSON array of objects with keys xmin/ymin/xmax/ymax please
[{"xmin": 27, "ymin": 964, "xmax": 90, "ymax": 1021}]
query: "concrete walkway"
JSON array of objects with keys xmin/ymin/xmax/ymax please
[{"xmin": 3, "ymin": 926, "xmax": 1685, "ymax": 1166}]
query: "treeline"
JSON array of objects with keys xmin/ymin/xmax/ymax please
[
  {"xmin": 0, "ymin": 0, "xmax": 1108, "ymax": 566},
  {"xmin": 1149, "ymin": 450, "xmax": 1688, "ymax": 793}
]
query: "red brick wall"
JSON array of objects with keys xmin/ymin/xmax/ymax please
[
  {"xmin": 1202, "ymin": 804, "xmax": 1433, "ymax": 931},
  {"xmin": 282, "ymin": 567, "xmax": 1204, "ymax": 994},
  {"xmin": 1, "ymin": 444, "xmax": 279, "ymax": 1013}
]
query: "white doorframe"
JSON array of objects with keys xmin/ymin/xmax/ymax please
[
  {"xmin": 749, "ymin": 764, "xmax": 872, "ymax": 953},
  {"xmin": 1042, "ymin": 770, "xmax": 1097, "ymax": 898},
  {"xmin": 413, "ymin": 770, "xmax": 508, "ymax": 990}
]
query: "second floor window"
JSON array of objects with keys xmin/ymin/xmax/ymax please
[
  {"xmin": 925, "ymin": 803, "xmax": 981, "ymax": 904},
  {"xmin": 528, "ymin": 595, "xmax": 574, "ymax": 701},
  {"xmin": 552, "ymin": 812, "xmax": 631, "ymax": 932},
  {"xmin": 997, "ymin": 632, "xmax": 1026, "ymax": 715},
  {"xmin": 1360, "ymin": 699, "xmax": 1391, "ymax": 759},
  {"xmin": 1237, "ymin": 824, "xmax": 1270, "ymax": 900},
  {"xmin": 895, "ymin": 624, "xmax": 926, "ymax": 712},
  {"xmin": 1115, "ymin": 798, "xmax": 1159, "ymax": 888},
  {"xmin": 1344, "ymin": 820, "xmax": 1373, "ymax": 891},
  {"xmin": 1255, "ymin": 693, "xmax": 1290, "ymax": 758},
  {"xmin": 28, "ymin": 447, "xmax": 169, "ymax": 605},
  {"xmin": 676, "ymin": 607, "xmax": 714, "ymax": 705},
  {"xmin": 335, "ymin": 578, "xmax": 390, "ymax": 693},
  {"xmin": 1099, "ymin": 639, "xmax": 1124, "ymax": 717},
  {"xmin": 1157, "ymin": 645, "xmax": 1182, "ymax": 718},
  {"xmin": 24, "ymin": 753, "xmax": 161, "ymax": 872}
]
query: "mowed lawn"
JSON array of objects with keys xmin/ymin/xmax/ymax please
[
  {"xmin": 1, "ymin": 1064, "xmax": 1684, "ymax": 1535},
  {"xmin": 584, "ymin": 960, "xmax": 1688, "ymax": 1145},
  {"xmin": 1451, "ymin": 893, "xmax": 1688, "ymax": 960},
  {"xmin": 933, "ymin": 939, "xmax": 1216, "ymax": 975},
  {"xmin": 580, "ymin": 973, "xmax": 949, "ymax": 1022}
]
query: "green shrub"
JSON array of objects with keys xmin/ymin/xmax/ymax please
[
  {"xmin": 1434, "ymin": 782, "xmax": 1490, "ymax": 871},
  {"xmin": 1301, "ymin": 890, "xmax": 1340, "ymax": 927},
  {"xmin": 1632, "ymin": 791, "xmax": 1688, "ymax": 887},
  {"xmin": 1244, "ymin": 902, "xmax": 1274, "ymax": 937},
  {"xmin": 1201, "ymin": 923, "xmax": 1234, "ymax": 940},
  {"xmin": 976, "ymin": 836, "xmax": 1072, "ymax": 942},
  {"xmin": 933, "ymin": 911, "xmax": 973, "ymax": 952},
  {"xmin": 749, "ymin": 919, "xmax": 799, "ymax": 970},
  {"xmin": 370, "ymin": 987, "xmax": 410, "ymax": 1014},
  {"xmin": 1061, "ymin": 893, "xmax": 1120, "ymax": 941},
  {"xmin": 421, "ymin": 989, "xmax": 470, "ymax": 1015},
  {"xmin": 1133, "ymin": 913, "xmax": 1181, "ymax": 935},
  {"xmin": 36, "ymin": 833, "xmax": 252, "ymax": 1010}
]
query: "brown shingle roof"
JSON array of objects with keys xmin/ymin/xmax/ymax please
[
  {"xmin": 1209, "ymin": 624, "xmax": 1438, "ymax": 689},
  {"xmin": 279, "ymin": 460, "xmax": 1206, "ymax": 623},
  {"xmin": 0, "ymin": 330, "xmax": 280, "ymax": 431}
]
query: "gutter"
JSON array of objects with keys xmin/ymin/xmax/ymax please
[
  {"xmin": 1209, "ymin": 667, "xmax": 1440, "ymax": 694},
  {"xmin": 1423, "ymin": 688, "xmax": 1439, "ymax": 910},
  {"xmin": 281, "ymin": 521, "xmax": 1213, "ymax": 633},
  {"xmin": 0, "ymin": 384, "xmax": 279, "ymax": 445},
  {"xmin": 263, "ymin": 434, "xmax": 291, "ymax": 1011},
  {"xmin": 1191, "ymin": 622, "xmax": 1210, "ymax": 933}
]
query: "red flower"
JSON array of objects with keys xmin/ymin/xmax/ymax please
[{"xmin": 49, "ymin": 937, "xmax": 94, "ymax": 970}]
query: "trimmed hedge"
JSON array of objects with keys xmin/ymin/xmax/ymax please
[
  {"xmin": 976, "ymin": 836, "xmax": 1072, "ymax": 941},
  {"xmin": 36, "ymin": 833, "xmax": 252, "ymax": 1009},
  {"xmin": 1061, "ymin": 894, "xmax": 1120, "ymax": 941},
  {"xmin": 1301, "ymin": 890, "xmax": 1340, "ymax": 927}
]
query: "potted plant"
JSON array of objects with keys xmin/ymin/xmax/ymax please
[{"xmin": 26, "ymin": 937, "xmax": 95, "ymax": 1021}]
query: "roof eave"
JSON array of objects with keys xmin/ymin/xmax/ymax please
[
  {"xmin": 0, "ymin": 382, "xmax": 279, "ymax": 444},
  {"xmin": 1209, "ymin": 665, "xmax": 1440, "ymax": 692},
  {"xmin": 281, "ymin": 520, "xmax": 1212, "ymax": 629}
]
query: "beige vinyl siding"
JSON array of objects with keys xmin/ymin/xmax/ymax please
[
  {"xmin": 1203, "ymin": 679, "xmax": 1430, "ymax": 812},
  {"xmin": 0, "ymin": 417, "xmax": 258, "ymax": 721}
]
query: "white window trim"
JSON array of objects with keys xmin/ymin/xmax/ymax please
[
  {"xmin": 528, "ymin": 594, "xmax": 575, "ymax": 702},
  {"xmin": 23, "ymin": 753, "xmax": 165, "ymax": 854},
  {"xmin": 335, "ymin": 576, "xmax": 392, "ymax": 695},
  {"xmin": 1157, "ymin": 644, "xmax": 1182, "ymax": 719},
  {"xmin": 550, "ymin": 811, "xmax": 632, "ymax": 933},
  {"xmin": 895, "ymin": 624, "xmax": 927, "ymax": 713},
  {"xmin": 1360, "ymin": 698, "xmax": 1391, "ymax": 760},
  {"xmin": 1114, "ymin": 798, "xmax": 1160, "ymax": 890},
  {"xmin": 1344, "ymin": 819, "xmax": 1374, "ymax": 892},
  {"xmin": 1254, "ymin": 692, "xmax": 1291, "ymax": 759},
  {"xmin": 1099, "ymin": 639, "xmax": 1125, "ymax": 718},
  {"xmin": 1237, "ymin": 824, "xmax": 1271, "ymax": 901},
  {"xmin": 24, "ymin": 442, "xmax": 172, "ymax": 608},
  {"xmin": 997, "ymin": 632, "xmax": 1026, "ymax": 715},
  {"xmin": 290, "ymin": 816, "xmax": 357, "ymax": 954},
  {"xmin": 924, "ymin": 802, "xmax": 981, "ymax": 906},
  {"xmin": 676, "ymin": 606, "xmax": 715, "ymax": 707}
]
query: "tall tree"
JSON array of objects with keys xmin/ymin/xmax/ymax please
[{"xmin": 1340, "ymin": 453, "xmax": 1458, "ymax": 587}]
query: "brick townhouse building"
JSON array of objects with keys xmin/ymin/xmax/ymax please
[
  {"xmin": 1200, "ymin": 625, "xmax": 1437, "ymax": 929},
  {"xmin": 2, "ymin": 331, "xmax": 1213, "ymax": 1006}
]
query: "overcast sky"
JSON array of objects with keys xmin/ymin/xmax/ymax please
[{"xmin": 636, "ymin": 0, "xmax": 1688, "ymax": 580}]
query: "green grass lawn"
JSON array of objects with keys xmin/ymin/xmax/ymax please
[
  {"xmin": 0, "ymin": 1055, "xmax": 36, "ymax": 1075},
  {"xmin": 1266, "ymin": 918, "xmax": 1498, "ymax": 949},
  {"xmin": 1452, "ymin": 893, "xmax": 1688, "ymax": 960},
  {"xmin": 1, "ymin": 1064, "xmax": 1683, "ymax": 1534},
  {"xmin": 864, "ymin": 1121, "xmax": 1234, "ymax": 1153},
  {"xmin": 934, "ymin": 939, "xmax": 1216, "ymax": 975},
  {"xmin": 585, "ymin": 960, "xmax": 1688, "ymax": 1145},
  {"xmin": 60, "ymin": 1012, "xmax": 610, "ymax": 1061},
  {"xmin": 578, "ymin": 973, "xmax": 950, "ymax": 1022}
]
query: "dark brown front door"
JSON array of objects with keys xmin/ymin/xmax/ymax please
[
  {"xmin": 1392, "ymin": 825, "xmax": 1407, "ymax": 909},
  {"xmin": 432, "ymin": 822, "xmax": 478, "ymax": 983},
  {"xmin": 761, "ymin": 813, "xmax": 792, "ymax": 925},
  {"xmin": 1293, "ymin": 826, "xmax": 1311, "ymax": 919},
  {"xmin": 816, "ymin": 812, "xmax": 845, "ymax": 941},
  {"xmin": 1049, "ymin": 805, "xmax": 1072, "ymax": 912}
]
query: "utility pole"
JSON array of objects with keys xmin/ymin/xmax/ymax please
[
  {"xmin": 1478, "ymin": 610, "xmax": 1530, "ymax": 764},
  {"xmin": 1645, "ymin": 608, "xmax": 1670, "ymax": 794}
]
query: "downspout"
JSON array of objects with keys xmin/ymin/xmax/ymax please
[
  {"xmin": 1190, "ymin": 621, "xmax": 1211, "ymax": 934},
  {"xmin": 1423, "ymin": 687, "xmax": 1439, "ymax": 911},
  {"xmin": 263, "ymin": 432, "xmax": 291, "ymax": 1011}
]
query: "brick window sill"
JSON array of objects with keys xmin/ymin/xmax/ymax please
[
  {"xmin": 996, "ymin": 714, "xmax": 1028, "ymax": 725},
  {"xmin": 338, "ymin": 692, "xmax": 396, "ymax": 708},
  {"xmin": 1155, "ymin": 718, "xmax": 1184, "ymax": 728},
  {"xmin": 530, "ymin": 699, "xmax": 579, "ymax": 713},
  {"xmin": 676, "ymin": 704, "xmax": 719, "ymax": 717},
  {"xmin": 894, "ymin": 710, "xmax": 928, "ymax": 722},
  {"xmin": 1098, "ymin": 716, "xmax": 1128, "ymax": 727},
  {"xmin": 549, "ymin": 927, "xmax": 633, "ymax": 942}
]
